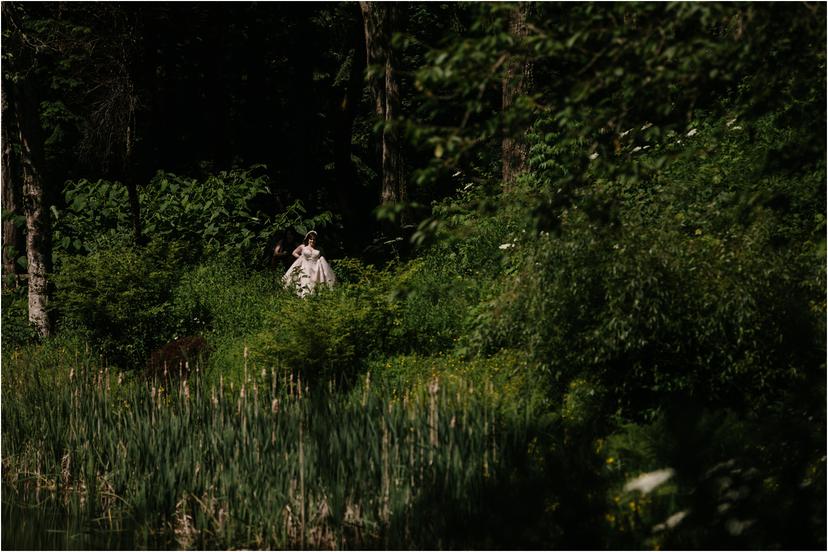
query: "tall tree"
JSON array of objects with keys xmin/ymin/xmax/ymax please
[
  {"xmin": 3, "ymin": 2, "xmax": 53, "ymax": 336},
  {"xmin": 501, "ymin": 2, "xmax": 532, "ymax": 190},
  {"xmin": 17, "ymin": 77, "xmax": 52, "ymax": 337},
  {"xmin": 2, "ymin": 79, "xmax": 24, "ymax": 289},
  {"xmin": 360, "ymin": 1, "xmax": 406, "ymax": 209}
]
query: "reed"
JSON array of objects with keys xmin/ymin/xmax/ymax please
[{"xmin": 2, "ymin": 354, "xmax": 536, "ymax": 549}]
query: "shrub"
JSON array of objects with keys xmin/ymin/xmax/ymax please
[
  {"xmin": 169, "ymin": 257, "xmax": 286, "ymax": 341},
  {"xmin": 561, "ymin": 378, "xmax": 607, "ymax": 433},
  {"xmin": 363, "ymin": 348, "xmax": 544, "ymax": 409},
  {"xmin": 52, "ymin": 239, "xmax": 186, "ymax": 368},
  {"xmin": 393, "ymin": 198, "xmax": 518, "ymax": 356},
  {"xmin": 1, "ymin": 287, "xmax": 37, "ymax": 350},
  {"xmin": 389, "ymin": 257, "xmax": 471, "ymax": 354},
  {"xmin": 469, "ymin": 109, "xmax": 825, "ymax": 416},
  {"xmin": 249, "ymin": 267, "xmax": 394, "ymax": 386}
]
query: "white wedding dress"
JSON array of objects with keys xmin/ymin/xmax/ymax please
[{"xmin": 283, "ymin": 245, "xmax": 336, "ymax": 297}]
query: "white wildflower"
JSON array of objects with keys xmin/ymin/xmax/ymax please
[
  {"xmin": 624, "ymin": 468, "xmax": 675, "ymax": 494},
  {"xmin": 641, "ymin": 122, "xmax": 653, "ymax": 131},
  {"xmin": 620, "ymin": 128, "xmax": 633, "ymax": 137},
  {"xmin": 653, "ymin": 510, "xmax": 689, "ymax": 532},
  {"xmin": 498, "ymin": 243, "xmax": 515, "ymax": 250},
  {"xmin": 632, "ymin": 146, "xmax": 643, "ymax": 153},
  {"xmin": 686, "ymin": 128, "xmax": 698, "ymax": 137},
  {"xmin": 729, "ymin": 125, "xmax": 743, "ymax": 131},
  {"xmin": 589, "ymin": 152, "xmax": 600, "ymax": 160},
  {"xmin": 726, "ymin": 117, "xmax": 738, "ymax": 127}
]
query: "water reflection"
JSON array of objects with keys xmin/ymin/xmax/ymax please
[{"xmin": 2, "ymin": 489, "xmax": 171, "ymax": 550}]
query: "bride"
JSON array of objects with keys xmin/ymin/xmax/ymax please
[{"xmin": 283, "ymin": 230, "xmax": 336, "ymax": 297}]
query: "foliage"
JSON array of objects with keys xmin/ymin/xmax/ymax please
[
  {"xmin": 601, "ymin": 405, "xmax": 826, "ymax": 550},
  {"xmin": 169, "ymin": 257, "xmax": 285, "ymax": 341},
  {"xmin": 52, "ymin": 239, "xmax": 187, "ymax": 368},
  {"xmin": 363, "ymin": 348, "xmax": 544, "ymax": 411},
  {"xmin": 54, "ymin": 167, "xmax": 333, "ymax": 262},
  {"xmin": 1, "ymin": 287, "xmax": 38, "ymax": 349},
  {"xmin": 166, "ymin": 258, "xmax": 290, "ymax": 387},
  {"xmin": 388, "ymin": 256, "xmax": 472, "ymax": 354},
  {"xmin": 469, "ymin": 106, "xmax": 825, "ymax": 415},
  {"xmin": 52, "ymin": 178, "xmax": 133, "ymax": 255},
  {"xmin": 141, "ymin": 167, "xmax": 326, "ymax": 259},
  {"xmin": 249, "ymin": 261, "xmax": 395, "ymax": 386}
]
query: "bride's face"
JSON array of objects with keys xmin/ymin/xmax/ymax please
[{"xmin": 308, "ymin": 236, "xmax": 317, "ymax": 247}]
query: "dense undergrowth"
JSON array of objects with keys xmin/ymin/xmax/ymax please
[{"xmin": 3, "ymin": 101, "xmax": 826, "ymax": 548}]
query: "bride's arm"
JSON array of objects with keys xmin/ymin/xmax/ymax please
[{"xmin": 292, "ymin": 245, "xmax": 304, "ymax": 258}]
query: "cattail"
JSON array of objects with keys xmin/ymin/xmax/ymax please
[
  {"xmin": 299, "ymin": 417, "xmax": 306, "ymax": 548},
  {"xmin": 429, "ymin": 377, "xmax": 439, "ymax": 465},
  {"xmin": 362, "ymin": 372, "xmax": 371, "ymax": 408},
  {"xmin": 382, "ymin": 403, "xmax": 391, "ymax": 522},
  {"xmin": 483, "ymin": 399, "xmax": 489, "ymax": 479},
  {"xmin": 243, "ymin": 345, "xmax": 249, "ymax": 383},
  {"xmin": 492, "ymin": 416, "xmax": 497, "ymax": 466}
]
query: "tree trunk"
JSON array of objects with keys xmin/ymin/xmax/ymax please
[
  {"xmin": 360, "ymin": 1, "xmax": 406, "ymax": 209},
  {"xmin": 2, "ymin": 82, "xmax": 24, "ymax": 290},
  {"xmin": 381, "ymin": 3, "xmax": 406, "ymax": 206},
  {"xmin": 15, "ymin": 77, "xmax": 52, "ymax": 337},
  {"xmin": 359, "ymin": 1, "xmax": 387, "ymax": 122},
  {"xmin": 501, "ymin": 3, "xmax": 533, "ymax": 191}
]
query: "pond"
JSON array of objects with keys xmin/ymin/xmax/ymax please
[{"xmin": 2, "ymin": 489, "xmax": 173, "ymax": 550}]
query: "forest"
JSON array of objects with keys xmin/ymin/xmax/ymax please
[{"xmin": 1, "ymin": 2, "xmax": 826, "ymax": 550}]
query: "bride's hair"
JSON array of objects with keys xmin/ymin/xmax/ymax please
[{"xmin": 303, "ymin": 230, "xmax": 318, "ymax": 245}]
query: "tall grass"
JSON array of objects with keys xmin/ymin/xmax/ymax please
[{"xmin": 2, "ymin": 354, "xmax": 536, "ymax": 549}]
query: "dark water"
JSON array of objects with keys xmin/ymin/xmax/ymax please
[{"xmin": 2, "ymin": 490, "xmax": 171, "ymax": 551}]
